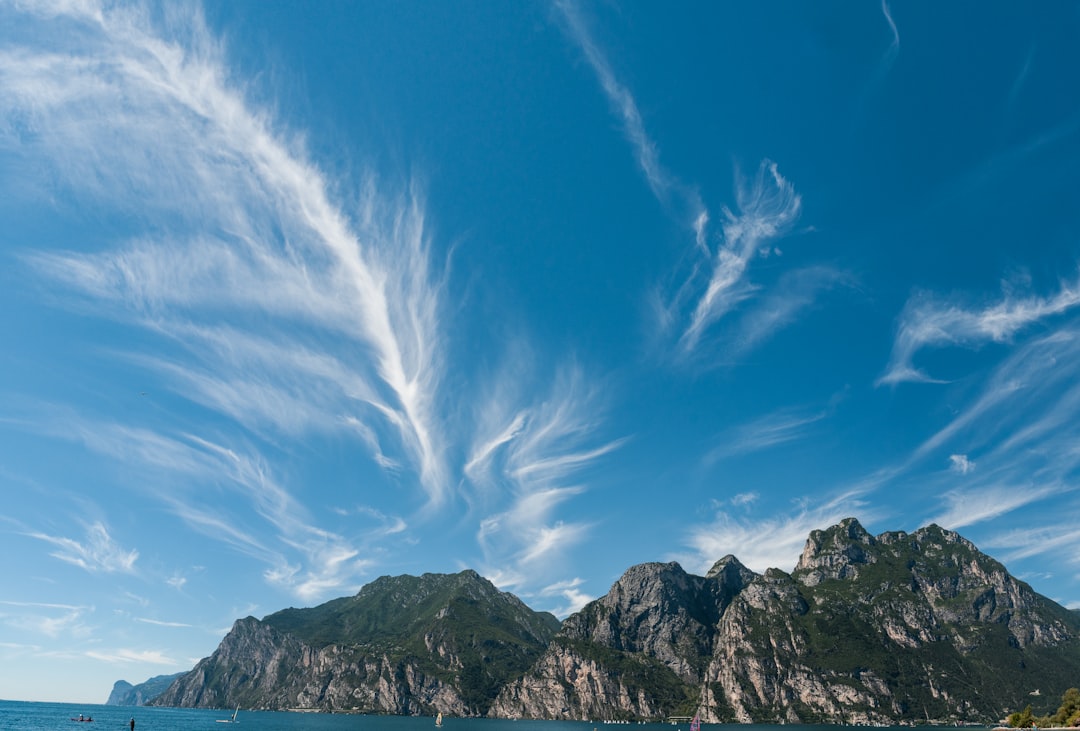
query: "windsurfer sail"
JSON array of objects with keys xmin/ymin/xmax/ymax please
[
  {"xmin": 436, "ymin": 712, "xmax": 443, "ymax": 728},
  {"xmin": 216, "ymin": 706, "xmax": 239, "ymax": 724},
  {"xmin": 690, "ymin": 712, "xmax": 700, "ymax": 731}
]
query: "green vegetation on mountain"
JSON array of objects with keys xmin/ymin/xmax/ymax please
[
  {"xmin": 260, "ymin": 570, "xmax": 559, "ymax": 711},
  {"xmin": 105, "ymin": 673, "xmax": 186, "ymax": 706},
  {"xmin": 556, "ymin": 636, "xmax": 700, "ymax": 719},
  {"xmin": 1007, "ymin": 687, "xmax": 1080, "ymax": 728},
  {"xmin": 773, "ymin": 521, "xmax": 1080, "ymax": 724},
  {"xmin": 152, "ymin": 520, "xmax": 1080, "ymax": 724},
  {"xmin": 491, "ymin": 519, "xmax": 1080, "ymax": 725},
  {"xmin": 153, "ymin": 570, "xmax": 559, "ymax": 715}
]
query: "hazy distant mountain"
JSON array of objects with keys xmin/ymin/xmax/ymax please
[
  {"xmin": 106, "ymin": 673, "xmax": 186, "ymax": 705},
  {"xmin": 153, "ymin": 520, "xmax": 1080, "ymax": 724}
]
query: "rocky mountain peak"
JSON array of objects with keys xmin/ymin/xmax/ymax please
[
  {"xmin": 794, "ymin": 516, "xmax": 876, "ymax": 585},
  {"xmin": 152, "ymin": 522, "xmax": 1080, "ymax": 726},
  {"xmin": 706, "ymin": 554, "xmax": 749, "ymax": 580}
]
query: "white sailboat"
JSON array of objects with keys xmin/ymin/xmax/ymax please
[
  {"xmin": 435, "ymin": 712, "xmax": 443, "ymax": 728},
  {"xmin": 216, "ymin": 706, "xmax": 239, "ymax": 724}
]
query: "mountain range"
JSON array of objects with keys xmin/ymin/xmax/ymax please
[
  {"xmin": 139, "ymin": 519, "xmax": 1080, "ymax": 724},
  {"xmin": 105, "ymin": 674, "xmax": 186, "ymax": 706}
]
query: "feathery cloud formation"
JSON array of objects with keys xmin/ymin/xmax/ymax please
[
  {"xmin": 2, "ymin": 0, "xmax": 617, "ymax": 603},
  {"xmin": 467, "ymin": 364, "xmax": 624, "ymax": 590},
  {"xmin": 678, "ymin": 489, "xmax": 876, "ymax": 575},
  {"xmin": 878, "ymin": 278, "xmax": 1080, "ymax": 385},
  {"xmin": 555, "ymin": 2, "xmax": 843, "ymax": 366},
  {"xmin": 28, "ymin": 522, "xmax": 138, "ymax": 574}
]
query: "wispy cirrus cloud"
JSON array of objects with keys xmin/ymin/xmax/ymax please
[
  {"xmin": 85, "ymin": 648, "xmax": 176, "ymax": 665},
  {"xmin": 984, "ymin": 519, "xmax": 1080, "ymax": 569},
  {"xmin": 537, "ymin": 577, "xmax": 594, "ymax": 618},
  {"xmin": 556, "ymin": 2, "xmax": 836, "ymax": 364},
  {"xmin": 467, "ymin": 364, "xmax": 624, "ymax": 591},
  {"xmin": 2, "ymin": 0, "xmax": 447, "ymax": 503},
  {"xmin": 886, "ymin": 323, "xmax": 1080, "ymax": 537},
  {"xmin": 3, "ymin": 0, "xmax": 628, "ymax": 609},
  {"xmin": 0, "ymin": 601, "xmax": 92, "ymax": 639},
  {"xmin": 0, "ymin": 0, "xmax": 465, "ymax": 601},
  {"xmin": 706, "ymin": 406, "xmax": 827, "ymax": 464},
  {"xmin": 909, "ymin": 327, "xmax": 1080, "ymax": 466},
  {"xmin": 679, "ymin": 161, "xmax": 804, "ymax": 353},
  {"xmin": 21, "ymin": 403, "xmax": 374, "ymax": 602},
  {"xmin": 878, "ymin": 277, "xmax": 1080, "ymax": 386},
  {"xmin": 925, "ymin": 482, "xmax": 1064, "ymax": 530},
  {"xmin": 135, "ymin": 617, "xmax": 191, "ymax": 628},
  {"xmin": 27, "ymin": 521, "xmax": 138, "ymax": 574},
  {"xmin": 554, "ymin": 0, "xmax": 705, "ymax": 230},
  {"xmin": 880, "ymin": 0, "xmax": 900, "ymax": 67},
  {"xmin": 730, "ymin": 266, "xmax": 853, "ymax": 357},
  {"xmin": 676, "ymin": 488, "xmax": 877, "ymax": 575}
]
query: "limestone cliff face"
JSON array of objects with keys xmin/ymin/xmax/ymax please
[
  {"xmin": 489, "ymin": 558, "xmax": 756, "ymax": 720},
  {"xmin": 492, "ymin": 519, "xmax": 1080, "ymax": 725},
  {"xmin": 154, "ymin": 521, "xmax": 1080, "ymax": 724},
  {"xmin": 153, "ymin": 570, "xmax": 558, "ymax": 715}
]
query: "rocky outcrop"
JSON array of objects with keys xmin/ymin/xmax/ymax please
[
  {"xmin": 105, "ymin": 674, "xmax": 185, "ymax": 705},
  {"xmin": 154, "ymin": 521, "xmax": 1080, "ymax": 724},
  {"xmin": 492, "ymin": 519, "xmax": 1080, "ymax": 724},
  {"xmin": 490, "ymin": 557, "xmax": 756, "ymax": 720},
  {"xmin": 153, "ymin": 570, "xmax": 559, "ymax": 715}
]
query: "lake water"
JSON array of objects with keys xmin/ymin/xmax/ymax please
[{"xmin": 0, "ymin": 702, "xmax": 964, "ymax": 731}]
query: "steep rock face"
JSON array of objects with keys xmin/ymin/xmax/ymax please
[
  {"xmin": 702, "ymin": 520, "xmax": 1080, "ymax": 724},
  {"xmin": 106, "ymin": 674, "xmax": 186, "ymax": 705},
  {"xmin": 106, "ymin": 681, "xmax": 135, "ymax": 706},
  {"xmin": 704, "ymin": 566, "xmax": 901, "ymax": 724},
  {"xmin": 494, "ymin": 519, "xmax": 1080, "ymax": 725},
  {"xmin": 154, "ymin": 571, "xmax": 558, "ymax": 715},
  {"xmin": 154, "ymin": 618, "xmax": 309, "ymax": 709},
  {"xmin": 796, "ymin": 517, "xmax": 878, "ymax": 585},
  {"xmin": 153, "ymin": 521, "xmax": 1080, "ymax": 725},
  {"xmin": 491, "ymin": 641, "xmax": 664, "ymax": 720},
  {"xmin": 561, "ymin": 562, "xmax": 717, "ymax": 678},
  {"xmin": 490, "ymin": 557, "xmax": 756, "ymax": 720}
]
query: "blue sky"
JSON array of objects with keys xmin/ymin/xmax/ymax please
[{"xmin": 3, "ymin": 0, "xmax": 1080, "ymax": 705}]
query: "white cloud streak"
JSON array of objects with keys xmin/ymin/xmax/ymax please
[
  {"xmin": 0, "ymin": 0, "xmax": 476, "ymax": 601},
  {"xmin": 467, "ymin": 365, "xmax": 623, "ymax": 589},
  {"xmin": 731, "ymin": 266, "xmax": 851, "ymax": 356},
  {"xmin": 925, "ymin": 482, "xmax": 1063, "ymax": 530},
  {"xmin": 554, "ymin": 0, "xmax": 705, "ymax": 228},
  {"xmin": 681, "ymin": 161, "xmax": 803, "ymax": 352},
  {"xmin": 0, "ymin": 601, "xmax": 92, "ymax": 639},
  {"xmin": 706, "ymin": 407, "xmax": 826, "ymax": 463},
  {"xmin": 537, "ymin": 577, "xmax": 594, "ymax": 618},
  {"xmin": 135, "ymin": 617, "xmax": 191, "ymax": 628},
  {"xmin": 878, "ymin": 278, "xmax": 1080, "ymax": 386},
  {"xmin": 84, "ymin": 648, "xmax": 176, "ymax": 665},
  {"xmin": 880, "ymin": 0, "xmax": 900, "ymax": 65},
  {"xmin": 554, "ymin": 2, "xmax": 830, "ymax": 364},
  {"xmin": 892, "ymin": 323, "xmax": 1080, "ymax": 536},
  {"xmin": 677, "ymin": 489, "xmax": 877, "ymax": 575},
  {"xmin": 27, "ymin": 521, "xmax": 138, "ymax": 574},
  {"xmin": 2, "ymin": 0, "xmax": 448, "ymax": 505}
]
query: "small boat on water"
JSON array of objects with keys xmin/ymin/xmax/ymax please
[{"xmin": 436, "ymin": 712, "xmax": 443, "ymax": 728}]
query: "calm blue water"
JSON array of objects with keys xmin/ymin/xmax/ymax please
[{"xmin": 0, "ymin": 702, "xmax": 962, "ymax": 731}]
